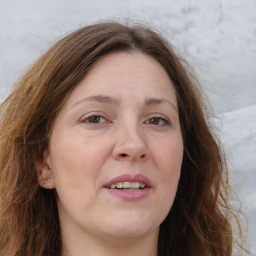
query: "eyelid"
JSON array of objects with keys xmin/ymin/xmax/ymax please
[
  {"xmin": 80, "ymin": 112, "xmax": 111, "ymax": 124},
  {"xmin": 144, "ymin": 114, "xmax": 171, "ymax": 126}
]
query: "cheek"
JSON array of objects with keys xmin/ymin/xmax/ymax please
[
  {"xmin": 50, "ymin": 132, "xmax": 113, "ymax": 189},
  {"xmin": 152, "ymin": 136, "xmax": 183, "ymax": 202},
  {"xmin": 153, "ymin": 135, "xmax": 183, "ymax": 176},
  {"xmin": 49, "ymin": 134, "xmax": 114, "ymax": 217},
  {"xmin": 144, "ymin": 137, "xmax": 183, "ymax": 227}
]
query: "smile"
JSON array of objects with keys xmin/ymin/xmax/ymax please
[
  {"xmin": 109, "ymin": 181, "xmax": 146, "ymax": 190},
  {"xmin": 103, "ymin": 174, "xmax": 152, "ymax": 201}
]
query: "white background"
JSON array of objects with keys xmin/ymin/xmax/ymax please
[{"xmin": 0, "ymin": 0, "xmax": 255, "ymax": 253}]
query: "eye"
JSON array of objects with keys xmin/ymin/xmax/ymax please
[
  {"xmin": 81, "ymin": 114, "xmax": 109, "ymax": 124},
  {"xmin": 145, "ymin": 116, "xmax": 170, "ymax": 126}
]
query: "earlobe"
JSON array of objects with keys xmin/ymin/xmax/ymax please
[{"xmin": 36, "ymin": 150, "xmax": 55, "ymax": 189}]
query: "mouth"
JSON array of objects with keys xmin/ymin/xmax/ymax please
[
  {"xmin": 108, "ymin": 181, "xmax": 146, "ymax": 191},
  {"xmin": 104, "ymin": 174, "xmax": 152, "ymax": 189},
  {"xmin": 103, "ymin": 174, "xmax": 152, "ymax": 201}
]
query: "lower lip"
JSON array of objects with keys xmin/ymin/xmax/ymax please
[{"xmin": 105, "ymin": 188, "xmax": 152, "ymax": 201}]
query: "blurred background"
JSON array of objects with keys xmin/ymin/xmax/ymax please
[{"xmin": 0, "ymin": 0, "xmax": 255, "ymax": 253}]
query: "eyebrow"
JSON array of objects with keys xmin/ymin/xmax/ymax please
[
  {"xmin": 145, "ymin": 97, "xmax": 178, "ymax": 113},
  {"xmin": 73, "ymin": 95, "xmax": 119, "ymax": 106},
  {"xmin": 73, "ymin": 94, "xmax": 178, "ymax": 112}
]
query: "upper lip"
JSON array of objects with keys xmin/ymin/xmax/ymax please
[{"xmin": 103, "ymin": 174, "xmax": 153, "ymax": 188}]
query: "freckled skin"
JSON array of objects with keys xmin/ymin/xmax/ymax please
[{"xmin": 39, "ymin": 52, "xmax": 184, "ymax": 255}]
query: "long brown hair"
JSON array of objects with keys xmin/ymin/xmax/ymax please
[{"xmin": 0, "ymin": 21, "xmax": 248, "ymax": 255}]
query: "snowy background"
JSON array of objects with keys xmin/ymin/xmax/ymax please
[{"xmin": 0, "ymin": 0, "xmax": 255, "ymax": 253}]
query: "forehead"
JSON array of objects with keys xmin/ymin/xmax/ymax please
[{"xmin": 65, "ymin": 51, "xmax": 177, "ymax": 106}]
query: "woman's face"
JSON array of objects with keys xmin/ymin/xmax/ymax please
[{"xmin": 39, "ymin": 52, "xmax": 183, "ymax": 243}]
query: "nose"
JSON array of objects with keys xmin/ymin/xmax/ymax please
[{"xmin": 112, "ymin": 124, "xmax": 150, "ymax": 162}]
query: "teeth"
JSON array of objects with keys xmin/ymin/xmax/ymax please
[
  {"xmin": 132, "ymin": 182, "xmax": 139, "ymax": 189},
  {"xmin": 109, "ymin": 181, "xmax": 146, "ymax": 189},
  {"xmin": 123, "ymin": 182, "xmax": 131, "ymax": 188},
  {"xmin": 140, "ymin": 183, "xmax": 146, "ymax": 189},
  {"xmin": 116, "ymin": 182, "xmax": 123, "ymax": 189}
]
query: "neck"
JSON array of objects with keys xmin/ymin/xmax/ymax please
[{"xmin": 61, "ymin": 229, "xmax": 159, "ymax": 256}]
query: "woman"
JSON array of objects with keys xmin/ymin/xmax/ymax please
[{"xmin": 0, "ymin": 21, "xmax": 248, "ymax": 255}]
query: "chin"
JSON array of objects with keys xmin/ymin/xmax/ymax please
[{"xmin": 98, "ymin": 212, "xmax": 160, "ymax": 240}]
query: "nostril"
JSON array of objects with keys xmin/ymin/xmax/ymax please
[{"xmin": 119, "ymin": 153, "xmax": 147, "ymax": 159}]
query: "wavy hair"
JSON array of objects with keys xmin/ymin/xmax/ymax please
[{"xmin": 0, "ymin": 21, "xmax": 248, "ymax": 255}]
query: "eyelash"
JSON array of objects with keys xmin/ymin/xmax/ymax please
[
  {"xmin": 144, "ymin": 116, "xmax": 170, "ymax": 126},
  {"xmin": 81, "ymin": 113, "xmax": 170, "ymax": 127},
  {"xmin": 81, "ymin": 113, "xmax": 109, "ymax": 124}
]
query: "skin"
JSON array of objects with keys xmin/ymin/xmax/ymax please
[{"xmin": 38, "ymin": 51, "xmax": 184, "ymax": 256}]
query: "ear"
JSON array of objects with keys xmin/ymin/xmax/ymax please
[{"xmin": 36, "ymin": 149, "xmax": 55, "ymax": 189}]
